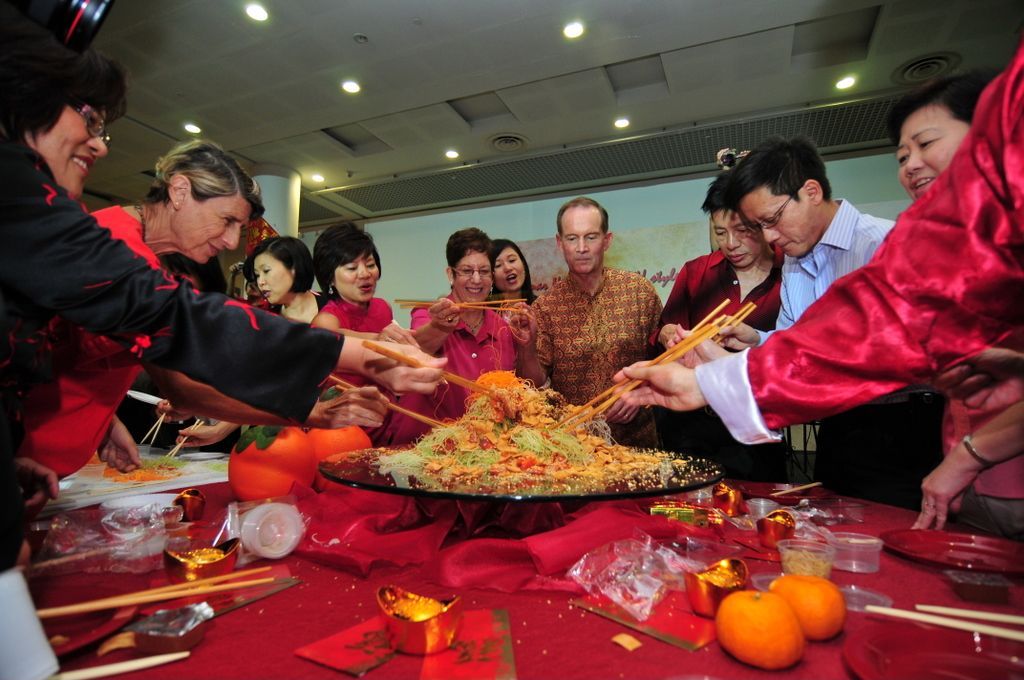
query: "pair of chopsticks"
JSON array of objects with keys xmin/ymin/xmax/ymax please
[
  {"xmin": 769, "ymin": 481, "xmax": 823, "ymax": 497},
  {"xmin": 362, "ymin": 340, "xmax": 493, "ymax": 396},
  {"xmin": 139, "ymin": 414, "xmax": 165, "ymax": 446},
  {"xmin": 164, "ymin": 417, "xmax": 202, "ymax": 458},
  {"xmin": 326, "ymin": 375, "xmax": 444, "ymax": 429},
  {"xmin": 36, "ymin": 566, "xmax": 276, "ymax": 619},
  {"xmin": 865, "ymin": 604, "xmax": 1024, "ymax": 642},
  {"xmin": 395, "ymin": 298, "xmax": 526, "ymax": 309},
  {"xmin": 557, "ymin": 299, "xmax": 756, "ymax": 429}
]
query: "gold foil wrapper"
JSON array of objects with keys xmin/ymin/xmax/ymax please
[
  {"xmin": 649, "ymin": 501, "xmax": 721, "ymax": 527},
  {"xmin": 376, "ymin": 586, "xmax": 463, "ymax": 655},
  {"xmin": 174, "ymin": 488, "xmax": 206, "ymax": 522},
  {"xmin": 756, "ymin": 509, "xmax": 796, "ymax": 549},
  {"xmin": 684, "ymin": 558, "xmax": 749, "ymax": 617},
  {"xmin": 712, "ymin": 482, "xmax": 744, "ymax": 517},
  {"xmin": 164, "ymin": 537, "xmax": 239, "ymax": 583}
]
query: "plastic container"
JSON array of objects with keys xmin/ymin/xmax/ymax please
[
  {"xmin": 828, "ymin": 532, "xmax": 882, "ymax": 573},
  {"xmin": 777, "ymin": 539, "xmax": 835, "ymax": 578},
  {"xmin": 804, "ymin": 498, "xmax": 866, "ymax": 525},
  {"xmin": 239, "ymin": 502, "xmax": 304, "ymax": 559},
  {"xmin": 746, "ymin": 498, "xmax": 780, "ymax": 520}
]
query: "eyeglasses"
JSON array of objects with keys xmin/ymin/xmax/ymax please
[
  {"xmin": 453, "ymin": 266, "xmax": 492, "ymax": 279},
  {"xmin": 70, "ymin": 101, "xmax": 111, "ymax": 147},
  {"xmin": 754, "ymin": 195, "xmax": 793, "ymax": 229}
]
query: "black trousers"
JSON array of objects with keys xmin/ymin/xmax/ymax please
[
  {"xmin": 814, "ymin": 393, "xmax": 945, "ymax": 510},
  {"xmin": 656, "ymin": 407, "xmax": 789, "ymax": 482}
]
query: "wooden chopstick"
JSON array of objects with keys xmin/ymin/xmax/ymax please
[
  {"xmin": 37, "ymin": 576, "xmax": 278, "ymax": 619},
  {"xmin": 139, "ymin": 413, "xmax": 165, "ymax": 446},
  {"xmin": 326, "ymin": 375, "xmax": 444, "ymax": 429},
  {"xmin": 560, "ymin": 323, "xmax": 722, "ymax": 428},
  {"xmin": 51, "ymin": 651, "xmax": 191, "ymax": 680},
  {"xmin": 556, "ymin": 298, "xmax": 734, "ymax": 427},
  {"xmin": 770, "ymin": 481, "xmax": 823, "ymax": 497},
  {"xmin": 395, "ymin": 298, "xmax": 525, "ymax": 308},
  {"xmin": 865, "ymin": 605, "xmax": 1024, "ymax": 642},
  {"xmin": 915, "ymin": 604, "xmax": 1024, "ymax": 626},
  {"xmin": 165, "ymin": 417, "xmax": 202, "ymax": 458},
  {"xmin": 362, "ymin": 340, "xmax": 493, "ymax": 395}
]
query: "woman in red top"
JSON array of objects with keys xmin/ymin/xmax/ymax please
[{"xmin": 655, "ymin": 173, "xmax": 787, "ymax": 482}]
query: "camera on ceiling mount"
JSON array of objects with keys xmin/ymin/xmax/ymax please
[{"xmin": 8, "ymin": 0, "xmax": 114, "ymax": 51}]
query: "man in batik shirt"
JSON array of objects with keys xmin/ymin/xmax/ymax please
[{"xmin": 518, "ymin": 197, "xmax": 662, "ymax": 448}]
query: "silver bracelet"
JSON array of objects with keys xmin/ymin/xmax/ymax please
[{"xmin": 962, "ymin": 434, "xmax": 994, "ymax": 468}]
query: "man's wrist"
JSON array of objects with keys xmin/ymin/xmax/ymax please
[{"xmin": 961, "ymin": 434, "xmax": 994, "ymax": 468}]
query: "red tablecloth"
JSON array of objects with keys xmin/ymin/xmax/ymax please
[{"xmin": 32, "ymin": 482, "xmax": 1024, "ymax": 679}]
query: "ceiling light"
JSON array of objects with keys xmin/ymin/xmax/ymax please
[
  {"xmin": 445, "ymin": 149, "xmax": 459, "ymax": 159},
  {"xmin": 614, "ymin": 117, "xmax": 630, "ymax": 129},
  {"xmin": 836, "ymin": 75, "xmax": 856, "ymax": 90},
  {"xmin": 183, "ymin": 122, "xmax": 201, "ymax": 134},
  {"xmin": 563, "ymin": 21, "xmax": 584, "ymax": 39},
  {"xmin": 245, "ymin": 4, "xmax": 268, "ymax": 21},
  {"xmin": 311, "ymin": 173, "xmax": 325, "ymax": 183},
  {"xmin": 341, "ymin": 80, "xmax": 361, "ymax": 94}
]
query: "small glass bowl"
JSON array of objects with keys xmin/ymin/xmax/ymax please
[{"xmin": 777, "ymin": 538, "xmax": 835, "ymax": 578}]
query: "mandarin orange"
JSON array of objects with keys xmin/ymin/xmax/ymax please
[
  {"xmin": 228, "ymin": 425, "xmax": 315, "ymax": 501},
  {"xmin": 307, "ymin": 425, "xmax": 372, "ymax": 490},
  {"xmin": 769, "ymin": 574, "xmax": 846, "ymax": 640},
  {"xmin": 714, "ymin": 590, "xmax": 805, "ymax": 670}
]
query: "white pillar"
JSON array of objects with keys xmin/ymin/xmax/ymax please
[{"xmin": 252, "ymin": 164, "xmax": 300, "ymax": 237}]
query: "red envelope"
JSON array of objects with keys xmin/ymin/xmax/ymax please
[
  {"xmin": 421, "ymin": 609, "xmax": 516, "ymax": 680},
  {"xmin": 295, "ymin": 616, "xmax": 396, "ymax": 677},
  {"xmin": 572, "ymin": 591, "xmax": 717, "ymax": 651}
]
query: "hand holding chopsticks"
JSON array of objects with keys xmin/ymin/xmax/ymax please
[
  {"xmin": 326, "ymin": 375, "xmax": 444, "ymax": 429},
  {"xmin": 362, "ymin": 340, "xmax": 492, "ymax": 395}
]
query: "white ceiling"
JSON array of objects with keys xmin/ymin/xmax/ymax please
[{"xmin": 84, "ymin": 0, "xmax": 1023, "ymax": 224}]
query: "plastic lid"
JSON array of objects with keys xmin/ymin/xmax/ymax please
[
  {"xmin": 840, "ymin": 585, "xmax": 892, "ymax": 612},
  {"xmin": 239, "ymin": 503, "xmax": 304, "ymax": 559},
  {"xmin": 750, "ymin": 572, "xmax": 783, "ymax": 591}
]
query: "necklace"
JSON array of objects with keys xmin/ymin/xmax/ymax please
[{"xmin": 465, "ymin": 313, "xmax": 484, "ymax": 335}]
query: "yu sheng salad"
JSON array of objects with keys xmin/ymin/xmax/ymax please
[{"xmin": 342, "ymin": 371, "xmax": 713, "ymax": 495}]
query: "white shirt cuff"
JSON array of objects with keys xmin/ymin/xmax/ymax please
[{"xmin": 695, "ymin": 350, "xmax": 782, "ymax": 444}]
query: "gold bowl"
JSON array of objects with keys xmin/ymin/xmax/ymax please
[
  {"xmin": 173, "ymin": 488, "xmax": 206, "ymax": 522},
  {"xmin": 712, "ymin": 482, "xmax": 745, "ymax": 517},
  {"xmin": 756, "ymin": 509, "xmax": 797, "ymax": 549},
  {"xmin": 684, "ymin": 558, "xmax": 749, "ymax": 617},
  {"xmin": 376, "ymin": 586, "xmax": 463, "ymax": 654},
  {"xmin": 163, "ymin": 537, "xmax": 239, "ymax": 584}
]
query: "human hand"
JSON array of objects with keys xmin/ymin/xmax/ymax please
[
  {"xmin": 507, "ymin": 303, "xmax": 536, "ymax": 346},
  {"xmin": 716, "ymin": 322, "xmax": 761, "ymax": 351},
  {"xmin": 613, "ymin": 361, "xmax": 708, "ymax": 412},
  {"xmin": 14, "ymin": 457, "xmax": 59, "ymax": 511},
  {"xmin": 156, "ymin": 399, "xmax": 192, "ymax": 422},
  {"xmin": 308, "ymin": 385, "xmax": 388, "ymax": 429},
  {"xmin": 658, "ymin": 324, "xmax": 681, "ymax": 349},
  {"xmin": 376, "ymin": 321, "xmax": 419, "ymax": 346},
  {"xmin": 428, "ymin": 298, "xmax": 460, "ymax": 332},
  {"xmin": 912, "ymin": 452, "xmax": 981, "ymax": 531},
  {"xmin": 98, "ymin": 416, "xmax": 141, "ymax": 472},
  {"xmin": 360, "ymin": 341, "xmax": 447, "ymax": 395},
  {"xmin": 603, "ymin": 397, "xmax": 640, "ymax": 424},
  {"xmin": 673, "ymin": 329, "xmax": 730, "ymax": 368},
  {"xmin": 935, "ymin": 348, "xmax": 1024, "ymax": 410},
  {"xmin": 177, "ymin": 420, "xmax": 239, "ymax": 448}
]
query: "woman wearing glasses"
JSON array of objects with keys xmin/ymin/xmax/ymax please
[{"xmin": 382, "ymin": 228, "xmax": 533, "ymax": 445}]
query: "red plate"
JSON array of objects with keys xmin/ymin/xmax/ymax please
[
  {"xmin": 880, "ymin": 529, "xmax": 1024, "ymax": 575},
  {"xmin": 43, "ymin": 605, "xmax": 137, "ymax": 657},
  {"xmin": 734, "ymin": 481, "xmax": 834, "ymax": 506},
  {"xmin": 844, "ymin": 620, "xmax": 1024, "ymax": 680}
]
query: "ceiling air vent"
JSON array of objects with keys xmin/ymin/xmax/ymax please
[
  {"xmin": 490, "ymin": 133, "xmax": 528, "ymax": 153},
  {"xmin": 892, "ymin": 52, "xmax": 960, "ymax": 85}
]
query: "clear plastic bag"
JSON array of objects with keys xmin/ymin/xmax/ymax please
[{"xmin": 211, "ymin": 495, "xmax": 307, "ymax": 566}]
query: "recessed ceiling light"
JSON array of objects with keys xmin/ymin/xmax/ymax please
[
  {"xmin": 445, "ymin": 149, "xmax": 459, "ymax": 159},
  {"xmin": 245, "ymin": 4, "xmax": 268, "ymax": 21},
  {"xmin": 311, "ymin": 173, "xmax": 325, "ymax": 183},
  {"xmin": 183, "ymin": 122, "xmax": 201, "ymax": 134},
  {"xmin": 341, "ymin": 80, "xmax": 361, "ymax": 94},
  {"xmin": 836, "ymin": 75, "xmax": 856, "ymax": 90},
  {"xmin": 614, "ymin": 117, "xmax": 630, "ymax": 129},
  {"xmin": 563, "ymin": 21, "xmax": 584, "ymax": 39}
]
